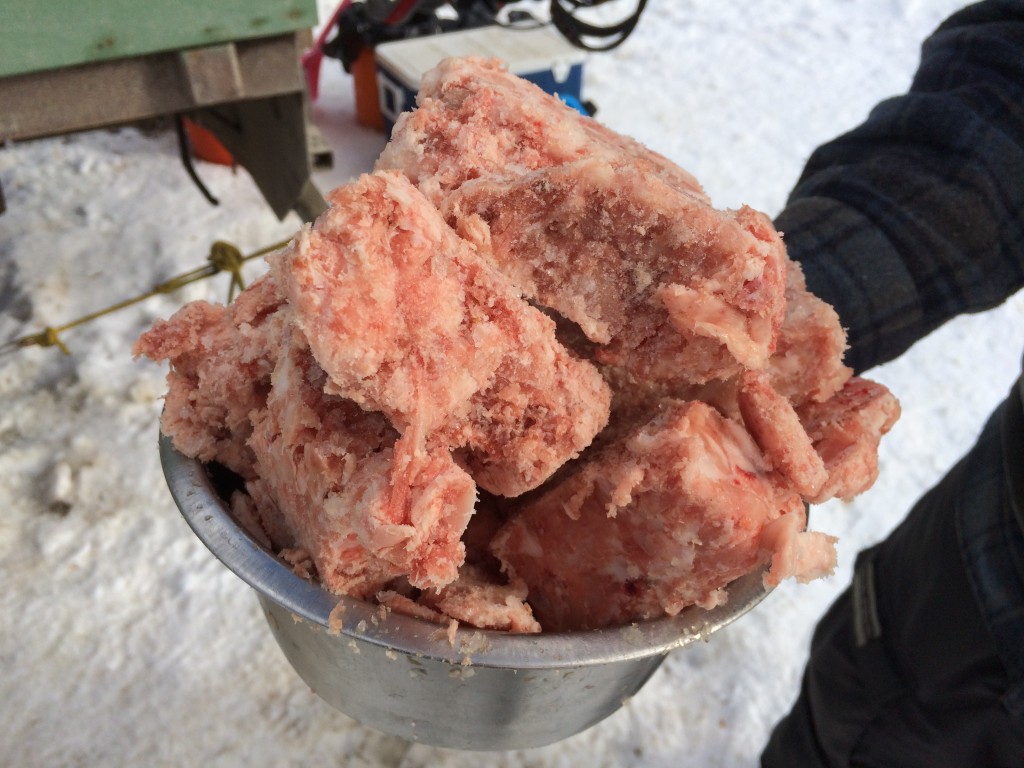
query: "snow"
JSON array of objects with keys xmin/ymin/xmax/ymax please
[{"xmin": 1, "ymin": 0, "xmax": 1021, "ymax": 765}]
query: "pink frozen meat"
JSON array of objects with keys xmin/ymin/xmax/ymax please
[
  {"xmin": 378, "ymin": 57, "xmax": 788, "ymax": 386},
  {"xmin": 444, "ymin": 160, "xmax": 787, "ymax": 386},
  {"xmin": 798, "ymin": 377, "xmax": 902, "ymax": 503},
  {"xmin": 767, "ymin": 257, "xmax": 852, "ymax": 406},
  {"xmin": 376, "ymin": 56, "xmax": 708, "ymax": 205},
  {"xmin": 246, "ymin": 326, "xmax": 477, "ymax": 597},
  {"xmin": 491, "ymin": 400, "xmax": 835, "ymax": 631},
  {"xmin": 132, "ymin": 273, "xmax": 286, "ymax": 480},
  {"xmin": 738, "ymin": 369, "xmax": 828, "ymax": 499},
  {"xmin": 417, "ymin": 564, "xmax": 541, "ymax": 634},
  {"xmin": 275, "ymin": 170, "xmax": 610, "ymax": 497}
]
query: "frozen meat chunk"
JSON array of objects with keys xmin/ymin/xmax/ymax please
[
  {"xmin": 738, "ymin": 369, "xmax": 828, "ymax": 498},
  {"xmin": 417, "ymin": 564, "xmax": 541, "ymax": 634},
  {"xmin": 378, "ymin": 58, "xmax": 787, "ymax": 385},
  {"xmin": 760, "ymin": 511, "xmax": 838, "ymax": 588},
  {"xmin": 438, "ymin": 333, "xmax": 610, "ymax": 497},
  {"xmin": 247, "ymin": 326, "xmax": 477, "ymax": 597},
  {"xmin": 275, "ymin": 171, "xmax": 610, "ymax": 496},
  {"xmin": 491, "ymin": 400, "xmax": 826, "ymax": 631},
  {"xmin": 138, "ymin": 56, "xmax": 901, "ymax": 634},
  {"xmin": 132, "ymin": 274, "xmax": 286, "ymax": 479},
  {"xmin": 275, "ymin": 172, "xmax": 510, "ymax": 433},
  {"xmin": 376, "ymin": 564, "xmax": 540, "ymax": 634},
  {"xmin": 767, "ymin": 258, "xmax": 852, "ymax": 406},
  {"xmin": 446, "ymin": 161, "xmax": 787, "ymax": 385},
  {"xmin": 377, "ymin": 56, "xmax": 708, "ymax": 205},
  {"xmin": 798, "ymin": 377, "xmax": 902, "ymax": 503}
]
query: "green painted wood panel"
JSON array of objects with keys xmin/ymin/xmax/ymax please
[{"xmin": 0, "ymin": 0, "xmax": 319, "ymax": 77}]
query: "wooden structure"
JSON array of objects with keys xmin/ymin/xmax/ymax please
[{"xmin": 0, "ymin": 0, "xmax": 329, "ymax": 220}]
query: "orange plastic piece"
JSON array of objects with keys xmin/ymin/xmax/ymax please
[
  {"xmin": 351, "ymin": 47, "xmax": 385, "ymax": 132},
  {"xmin": 184, "ymin": 118, "xmax": 235, "ymax": 166}
]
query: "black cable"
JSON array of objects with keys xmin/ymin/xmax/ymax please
[
  {"xmin": 549, "ymin": 0, "xmax": 647, "ymax": 51},
  {"xmin": 174, "ymin": 115, "xmax": 220, "ymax": 207}
]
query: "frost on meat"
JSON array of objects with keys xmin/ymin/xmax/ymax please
[
  {"xmin": 766, "ymin": 258, "xmax": 851, "ymax": 406},
  {"xmin": 377, "ymin": 59, "xmax": 788, "ymax": 386},
  {"xmin": 377, "ymin": 57, "xmax": 707, "ymax": 206},
  {"xmin": 133, "ymin": 273, "xmax": 286, "ymax": 480},
  {"xmin": 449, "ymin": 162, "xmax": 787, "ymax": 385},
  {"xmin": 491, "ymin": 400, "xmax": 833, "ymax": 631},
  {"xmin": 247, "ymin": 326, "xmax": 477, "ymax": 597},
  {"xmin": 738, "ymin": 369, "xmax": 828, "ymax": 498},
  {"xmin": 799, "ymin": 377, "xmax": 901, "ymax": 503},
  {"xmin": 275, "ymin": 171, "xmax": 611, "ymax": 497}
]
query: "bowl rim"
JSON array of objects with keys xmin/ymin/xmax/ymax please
[{"xmin": 160, "ymin": 432, "xmax": 775, "ymax": 670}]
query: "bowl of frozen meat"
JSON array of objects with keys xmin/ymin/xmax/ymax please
[
  {"xmin": 143, "ymin": 57, "xmax": 900, "ymax": 751},
  {"xmin": 162, "ymin": 434, "xmax": 778, "ymax": 750}
]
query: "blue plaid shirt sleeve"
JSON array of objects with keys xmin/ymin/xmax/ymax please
[{"xmin": 774, "ymin": 0, "xmax": 1024, "ymax": 375}]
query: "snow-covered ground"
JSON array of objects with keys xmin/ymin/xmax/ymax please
[{"xmin": 2, "ymin": 1, "xmax": 1020, "ymax": 766}]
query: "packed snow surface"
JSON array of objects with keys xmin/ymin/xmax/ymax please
[{"xmin": 2, "ymin": 1, "xmax": 1020, "ymax": 766}]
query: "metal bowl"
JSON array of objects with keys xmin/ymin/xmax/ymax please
[{"xmin": 160, "ymin": 434, "xmax": 773, "ymax": 750}]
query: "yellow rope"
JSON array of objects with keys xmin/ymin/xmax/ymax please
[
  {"xmin": 0, "ymin": 237, "xmax": 291, "ymax": 357},
  {"xmin": 208, "ymin": 241, "xmax": 246, "ymax": 302},
  {"xmin": 12, "ymin": 326, "xmax": 71, "ymax": 356}
]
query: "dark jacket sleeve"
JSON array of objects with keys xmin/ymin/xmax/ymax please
[{"xmin": 774, "ymin": 0, "xmax": 1024, "ymax": 374}]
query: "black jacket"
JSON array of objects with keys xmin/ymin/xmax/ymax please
[
  {"xmin": 773, "ymin": 0, "xmax": 1024, "ymax": 721},
  {"xmin": 774, "ymin": 0, "xmax": 1024, "ymax": 375}
]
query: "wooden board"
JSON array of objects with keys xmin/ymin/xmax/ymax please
[{"xmin": 0, "ymin": 0, "xmax": 318, "ymax": 77}]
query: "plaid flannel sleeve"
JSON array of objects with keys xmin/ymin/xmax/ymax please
[{"xmin": 774, "ymin": 0, "xmax": 1024, "ymax": 374}]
